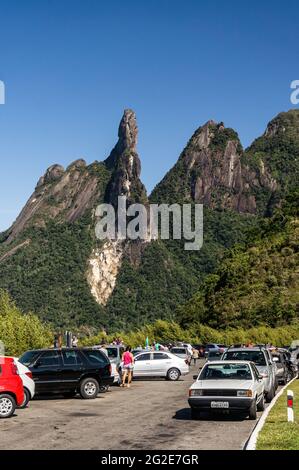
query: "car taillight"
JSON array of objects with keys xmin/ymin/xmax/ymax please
[
  {"xmin": 108, "ymin": 364, "xmax": 112, "ymax": 375},
  {"xmin": 25, "ymin": 371, "xmax": 33, "ymax": 379},
  {"xmin": 11, "ymin": 362, "xmax": 19, "ymax": 375}
]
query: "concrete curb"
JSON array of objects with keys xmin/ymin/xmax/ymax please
[{"xmin": 245, "ymin": 376, "xmax": 297, "ymax": 450}]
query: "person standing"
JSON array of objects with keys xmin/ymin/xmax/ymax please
[
  {"xmin": 121, "ymin": 346, "xmax": 134, "ymax": 388},
  {"xmin": 192, "ymin": 348, "xmax": 199, "ymax": 365}
]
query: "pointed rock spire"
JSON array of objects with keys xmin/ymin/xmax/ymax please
[{"xmin": 105, "ymin": 109, "xmax": 138, "ymax": 169}]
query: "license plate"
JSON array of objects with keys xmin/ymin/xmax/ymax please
[{"xmin": 211, "ymin": 401, "xmax": 229, "ymax": 409}]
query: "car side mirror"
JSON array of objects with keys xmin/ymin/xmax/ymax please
[
  {"xmin": 193, "ymin": 375, "xmax": 198, "ymax": 380},
  {"xmin": 258, "ymin": 375, "xmax": 263, "ymax": 380}
]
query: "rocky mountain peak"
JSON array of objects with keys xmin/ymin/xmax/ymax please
[
  {"xmin": 104, "ymin": 110, "xmax": 147, "ymax": 207},
  {"xmin": 36, "ymin": 164, "xmax": 65, "ymax": 188},
  {"xmin": 118, "ymin": 108, "xmax": 138, "ymax": 151},
  {"xmin": 105, "ymin": 109, "xmax": 138, "ymax": 170}
]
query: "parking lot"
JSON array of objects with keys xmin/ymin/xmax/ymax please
[{"xmin": 0, "ymin": 362, "xmax": 272, "ymax": 450}]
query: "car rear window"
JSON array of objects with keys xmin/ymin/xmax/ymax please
[
  {"xmin": 105, "ymin": 347, "xmax": 118, "ymax": 359},
  {"xmin": 171, "ymin": 348, "xmax": 186, "ymax": 354},
  {"xmin": 223, "ymin": 350, "xmax": 266, "ymax": 366},
  {"xmin": 19, "ymin": 350, "xmax": 41, "ymax": 366},
  {"xmin": 83, "ymin": 350, "xmax": 109, "ymax": 365}
]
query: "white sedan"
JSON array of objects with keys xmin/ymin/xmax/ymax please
[
  {"xmin": 132, "ymin": 351, "xmax": 189, "ymax": 381},
  {"xmin": 189, "ymin": 360, "xmax": 265, "ymax": 420}
]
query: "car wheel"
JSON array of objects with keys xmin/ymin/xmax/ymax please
[
  {"xmin": 167, "ymin": 368, "xmax": 180, "ymax": 381},
  {"xmin": 257, "ymin": 395, "xmax": 265, "ymax": 412},
  {"xmin": 0, "ymin": 394, "xmax": 16, "ymax": 419},
  {"xmin": 79, "ymin": 378, "xmax": 99, "ymax": 399},
  {"xmin": 248, "ymin": 399, "xmax": 257, "ymax": 420},
  {"xmin": 191, "ymin": 408, "xmax": 201, "ymax": 420},
  {"xmin": 265, "ymin": 386, "xmax": 275, "ymax": 403},
  {"xmin": 18, "ymin": 388, "xmax": 31, "ymax": 409}
]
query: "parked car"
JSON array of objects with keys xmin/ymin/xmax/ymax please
[
  {"xmin": 188, "ymin": 360, "xmax": 265, "ymax": 420},
  {"xmin": 0, "ymin": 357, "xmax": 24, "ymax": 418},
  {"xmin": 221, "ymin": 347, "xmax": 276, "ymax": 402},
  {"xmin": 13, "ymin": 358, "xmax": 35, "ymax": 408},
  {"xmin": 206, "ymin": 351, "xmax": 222, "ymax": 362},
  {"xmin": 170, "ymin": 347, "xmax": 191, "ymax": 365},
  {"xmin": 19, "ymin": 348, "xmax": 113, "ymax": 399},
  {"xmin": 204, "ymin": 344, "xmax": 227, "ymax": 358},
  {"xmin": 99, "ymin": 345, "xmax": 125, "ymax": 385},
  {"xmin": 272, "ymin": 349, "xmax": 298, "ymax": 384},
  {"xmin": 133, "ymin": 351, "xmax": 189, "ymax": 381},
  {"xmin": 132, "ymin": 349, "xmax": 148, "ymax": 356}
]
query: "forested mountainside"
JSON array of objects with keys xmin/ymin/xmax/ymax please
[{"xmin": 0, "ymin": 109, "xmax": 298, "ymax": 331}]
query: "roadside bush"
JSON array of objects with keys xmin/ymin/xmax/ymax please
[
  {"xmin": 0, "ymin": 290, "xmax": 52, "ymax": 356},
  {"xmin": 79, "ymin": 319, "xmax": 299, "ymax": 349}
]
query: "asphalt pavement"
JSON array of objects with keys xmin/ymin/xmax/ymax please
[{"xmin": 0, "ymin": 361, "xmax": 269, "ymax": 450}]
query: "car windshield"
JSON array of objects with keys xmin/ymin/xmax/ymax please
[
  {"xmin": 222, "ymin": 350, "xmax": 267, "ymax": 366},
  {"xmin": 200, "ymin": 363, "xmax": 252, "ymax": 380},
  {"xmin": 19, "ymin": 350, "xmax": 41, "ymax": 366}
]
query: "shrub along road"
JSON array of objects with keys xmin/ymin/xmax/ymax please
[{"xmin": 0, "ymin": 362, "xmax": 275, "ymax": 450}]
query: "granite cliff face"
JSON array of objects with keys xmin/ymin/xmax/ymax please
[
  {"xmin": 104, "ymin": 109, "xmax": 148, "ymax": 207},
  {"xmin": 150, "ymin": 119, "xmax": 281, "ymax": 215}
]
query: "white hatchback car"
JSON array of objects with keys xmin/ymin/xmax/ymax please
[
  {"xmin": 14, "ymin": 358, "xmax": 35, "ymax": 408},
  {"xmin": 189, "ymin": 361, "xmax": 265, "ymax": 420},
  {"xmin": 133, "ymin": 351, "xmax": 189, "ymax": 381}
]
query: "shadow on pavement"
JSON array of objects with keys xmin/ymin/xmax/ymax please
[{"xmin": 174, "ymin": 407, "xmax": 247, "ymax": 422}]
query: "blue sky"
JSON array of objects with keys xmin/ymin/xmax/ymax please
[{"xmin": 0, "ymin": 0, "xmax": 298, "ymax": 231}]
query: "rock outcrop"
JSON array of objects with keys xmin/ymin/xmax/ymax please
[{"xmin": 104, "ymin": 109, "xmax": 148, "ymax": 207}]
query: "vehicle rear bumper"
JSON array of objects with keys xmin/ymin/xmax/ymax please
[
  {"xmin": 188, "ymin": 397, "xmax": 253, "ymax": 410},
  {"xmin": 101, "ymin": 376, "xmax": 114, "ymax": 386}
]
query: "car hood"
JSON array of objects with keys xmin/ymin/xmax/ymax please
[{"xmin": 191, "ymin": 379, "xmax": 253, "ymax": 390}]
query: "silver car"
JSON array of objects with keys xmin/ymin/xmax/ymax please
[
  {"xmin": 133, "ymin": 351, "xmax": 189, "ymax": 381},
  {"xmin": 170, "ymin": 347, "xmax": 191, "ymax": 365},
  {"xmin": 221, "ymin": 347, "xmax": 276, "ymax": 402}
]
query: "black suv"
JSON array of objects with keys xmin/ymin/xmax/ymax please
[{"xmin": 19, "ymin": 348, "xmax": 113, "ymax": 399}]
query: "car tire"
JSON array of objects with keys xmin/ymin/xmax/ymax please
[
  {"xmin": 265, "ymin": 386, "xmax": 275, "ymax": 403},
  {"xmin": 191, "ymin": 408, "xmax": 201, "ymax": 420},
  {"xmin": 248, "ymin": 399, "xmax": 257, "ymax": 420},
  {"xmin": 79, "ymin": 378, "xmax": 99, "ymax": 399},
  {"xmin": 0, "ymin": 394, "xmax": 16, "ymax": 419},
  {"xmin": 18, "ymin": 388, "xmax": 31, "ymax": 409},
  {"xmin": 166, "ymin": 368, "xmax": 180, "ymax": 381},
  {"xmin": 257, "ymin": 395, "xmax": 265, "ymax": 412},
  {"xmin": 99, "ymin": 384, "xmax": 109, "ymax": 393}
]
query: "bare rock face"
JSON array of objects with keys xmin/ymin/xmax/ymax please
[
  {"xmin": 104, "ymin": 109, "xmax": 148, "ymax": 207},
  {"xmin": 87, "ymin": 241, "xmax": 124, "ymax": 306},
  {"xmin": 151, "ymin": 118, "xmax": 281, "ymax": 215},
  {"xmin": 5, "ymin": 161, "xmax": 104, "ymax": 244}
]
